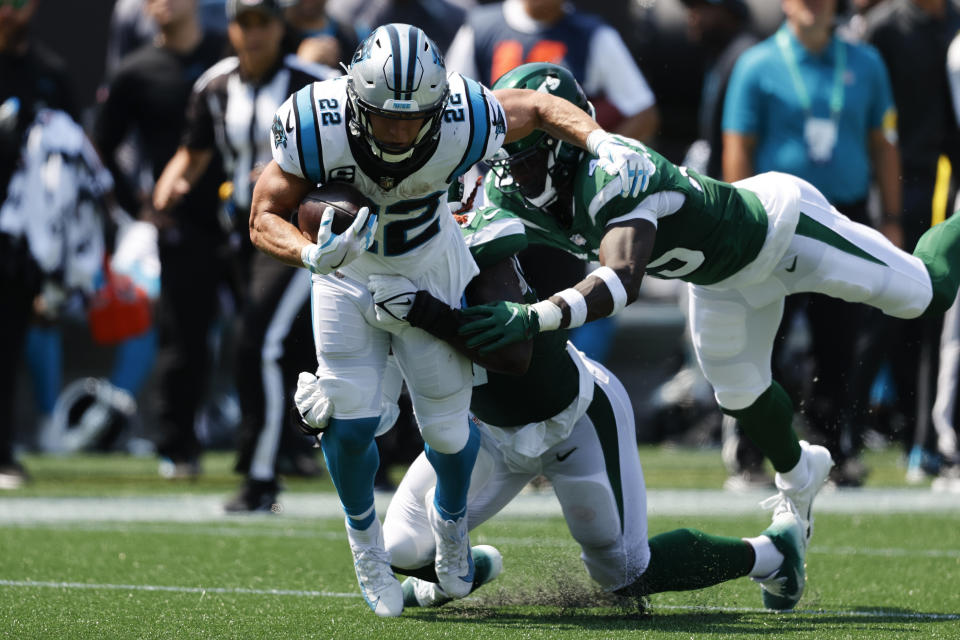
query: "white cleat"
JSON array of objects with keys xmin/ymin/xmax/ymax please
[
  {"xmin": 754, "ymin": 501, "xmax": 806, "ymax": 611},
  {"xmin": 345, "ymin": 518, "xmax": 403, "ymax": 617},
  {"xmin": 764, "ymin": 440, "xmax": 834, "ymax": 546},
  {"xmin": 425, "ymin": 488, "xmax": 475, "ymax": 599},
  {"xmin": 401, "ymin": 545, "xmax": 503, "ymax": 608}
]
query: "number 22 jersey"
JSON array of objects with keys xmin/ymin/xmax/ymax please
[{"xmin": 271, "ymin": 72, "xmax": 507, "ymax": 293}]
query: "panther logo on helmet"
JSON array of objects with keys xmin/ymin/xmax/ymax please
[{"xmin": 344, "ymin": 23, "xmax": 450, "ymax": 165}]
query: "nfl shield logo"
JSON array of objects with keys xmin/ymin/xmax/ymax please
[{"xmin": 378, "ymin": 176, "xmax": 395, "ymax": 190}]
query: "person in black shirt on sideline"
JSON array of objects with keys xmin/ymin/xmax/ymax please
[{"xmin": 94, "ymin": 0, "xmax": 230, "ymax": 479}]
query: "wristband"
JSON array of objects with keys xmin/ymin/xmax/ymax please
[
  {"xmin": 591, "ymin": 266, "xmax": 629, "ymax": 315},
  {"xmin": 586, "ymin": 129, "xmax": 612, "ymax": 156},
  {"xmin": 531, "ymin": 299, "xmax": 562, "ymax": 332},
  {"xmin": 556, "ymin": 288, "xmax": 588, "ymax": 328}
]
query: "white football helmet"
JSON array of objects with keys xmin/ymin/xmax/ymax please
[{"xmin": 345, "ymin": 23, "xmax": 449, "ymax": 163}]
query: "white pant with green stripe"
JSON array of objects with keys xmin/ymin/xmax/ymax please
[
  {"xmin": 692, "ymin": 172, "xmax": 933, "ymax": 411},
  {"xmin": 383, "ymin": 354, "xmax": 650, "ymax": 593}
]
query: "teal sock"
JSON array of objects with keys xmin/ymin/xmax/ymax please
[
  {"xmin": 914, "ymin": 213, "xmax": 960, "ymax": 316},
  {"xmin": 722, "ymin": 382, "xmax": 802, "ymax": 473},
  {"xmin": 618, "ymin": 529, "xmax": 754, "ymax": 596}
]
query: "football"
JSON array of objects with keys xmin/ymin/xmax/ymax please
[{"xmin": 296, "ymin": 182, "xmax": 373, "ymax": 242}]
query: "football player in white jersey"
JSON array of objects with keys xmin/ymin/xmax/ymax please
[{"xmin": 248, "ymin": 23, "xmax": 651, "ymax": 617}]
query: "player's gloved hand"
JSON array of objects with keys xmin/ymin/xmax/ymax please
[
  {"xmin": 587, "ymin": 130, "xmax": 655, "ymax": 198},
  {"xmin": 367, "ymin": 274, "xmax": 418, "ymax": 329},
  {"xmin": 300, "ymin": 206, "xmax": 377, "ymax": 275},
  {"xmin": 459, "ymin": 300, "xmax": 540, "ymax": 353},
  {"xmin": 294, "ymin": 372, "xmax": 332, "ymax": 435}
]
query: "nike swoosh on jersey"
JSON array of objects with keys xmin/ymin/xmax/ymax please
[
  {"xmin": 285, "ymin": 110, "xmax": 294, "ymax": 133},
  {"xmin": 556, "ymin": 447, "xmax": 577, "ymax": 462},
  {"xmin": 785, "ymin": 256, "xmax": 798, "ymax": 272},
  {"xmin": 503, "ymin": 308, "xmax": 519, "ymax": 326}
]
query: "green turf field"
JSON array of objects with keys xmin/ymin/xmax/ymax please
[{"xmin": 1, "ymin": 447, "xmax": 958, "ymax": 639}]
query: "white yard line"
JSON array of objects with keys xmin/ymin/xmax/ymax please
[
  {"xmin": 1, "ymin": 488, "xmax": 957, "ymax": 524},
  {"xmin": 0, "ymin": 579, "xmax": 956, "ymax": 622}
]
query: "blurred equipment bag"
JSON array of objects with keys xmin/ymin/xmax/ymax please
[{"xmin": 88, "ymin": 255, "xmax": 152, "ymax": 344}]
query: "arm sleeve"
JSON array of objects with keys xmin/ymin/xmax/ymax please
[{"xmin": 584, "ymin": 26, "xmax": 656, "ymax": 116}]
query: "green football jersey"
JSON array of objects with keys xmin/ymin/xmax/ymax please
[
  {"xmin": 457, "ymin": 208, "xmax": 580, "ymax": 427},
  {"xmin": 485, "ymin": 141, "xmax": 770, "ymax": 286}
]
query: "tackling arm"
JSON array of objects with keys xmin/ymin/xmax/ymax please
[
  {"xmin": 459, "ymin": 219, "xmax": 656, "ymax": 353},
  {"xmin": 533, "ymin": 219, "xmax": 654, "ymax": 330},
  {"xmin": 404, "ymin": 257, "xmax": 534, "ymax": 375}
]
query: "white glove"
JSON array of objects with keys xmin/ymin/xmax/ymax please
[
  {"xmin": 294, "ymin": 372, "xmax": 333, "ymax": 433},
  {"xmin": 587, "ymin": 130, "xmax": 656, "ymax": 199},
  {"xmin": 300, "ymin": 206, "xmax": 377, "ymax": 275},
  {"xmin": 367, "ymin": 274, "xmax": 418, "ymax": 329}
]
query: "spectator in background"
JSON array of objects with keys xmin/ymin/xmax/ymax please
[
  {"xmin": 865, "ymin": 0, "xmax": 960, "ymax": 483},
  {"xmin": 0, "ymin": 0, "xmax": 81, "ymax": 488},
  {"xmin": 723, "ymin": 0, "xmax": 902, "ymax": 486},
  {"xmin": 153, "ymin": 0, "xmax": 335, "ymax": 510},
  {"xmin": 681, "ymin": 0, "xmax": 757, "ymax": 179},
  {"xmin": 95, "ymin": 0, "xmax": 229, "ymax": 480},
  {"xmin": 339, "ymin": 0, "xmax": 468, "ymax": 52},
  {"xmin": 446, "ymin": 0, "xmax": 658, "ymax": 141},
  {"xmin": 106, "ymin": 0, "xmax": 227, "ymax": 75},
  {"xmin": 283, "ymin": 0, "xmax": 363, "ymax": 67}
]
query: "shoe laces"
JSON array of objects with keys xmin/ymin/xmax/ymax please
[
  {"xmin": 434, "ymin": 516, "xmax": 470, "ymax": 576},
  {"xmin": 351, "ymin": 543, "xmax": 394, "ymax": 591},
  {"xmin": 759, "ymin": 491, "xmax": 801, "ymax": 520}
]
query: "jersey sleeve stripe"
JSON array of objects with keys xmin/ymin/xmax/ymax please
[
  {"xmin": 446, "ymin": 76, "xmax": 491, "ymax": 182},
  {"xmin": 295, "ymin": 84, "xmax": 324, "ymax": 185}
]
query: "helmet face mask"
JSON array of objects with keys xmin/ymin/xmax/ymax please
[
  {"xmin": 489, "ymin": 62, "xmax": 592, "ymax": 215},
  {"xmin": 345, "ymin": 24, "xmax": 449, "ymax": 164}
]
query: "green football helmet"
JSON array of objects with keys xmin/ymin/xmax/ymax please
[{"xmin": 489, "ymin": 63, "xmax": 594, "ymax": 215}]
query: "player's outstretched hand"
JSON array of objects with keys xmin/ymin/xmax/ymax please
[
  {"xmin": 459, "ymin": 301, "xmax": 540, "ymax": 353},
  {"xmin": 368, "ymin": 274, "xmax": 418, "ymax": 329},
  {"xmin": 588, "ymin": 131, "xmax": 655, "ymax": 198},
  {"xmin": 300, "ymin": 206, "xmax": 377, "ymax": 275}
]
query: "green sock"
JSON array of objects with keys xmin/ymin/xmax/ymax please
[
  {"xmin": 722, "ymin": 382, "xmax": 802, "ymax": 472},
  {"xmin": 619, "ymin": 529, "xmax": 754, "ymax": 596},
  {"xmin": 914, "ymin": 213, "xmax": 960, "ymax": 317}
]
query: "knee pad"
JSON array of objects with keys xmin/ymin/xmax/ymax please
[
  {"xmin": 553, "ymin": 473, "xmax": 621, "ymax": 549},
  {"xmin": 412, "ymin": 387, "xmax": 472, "ymax": 454},
  {"xmin": 691, "ymin": 300, "xmax": 748, "ymax": 359}
]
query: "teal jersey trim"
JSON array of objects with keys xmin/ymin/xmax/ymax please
[
  {"xmin": 448, "ymin": 76, "xmax": 491, "ymax": 182},
  {"xmin": 295, "ymin": 84, "xmax": 324, "ymax": 185}
]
